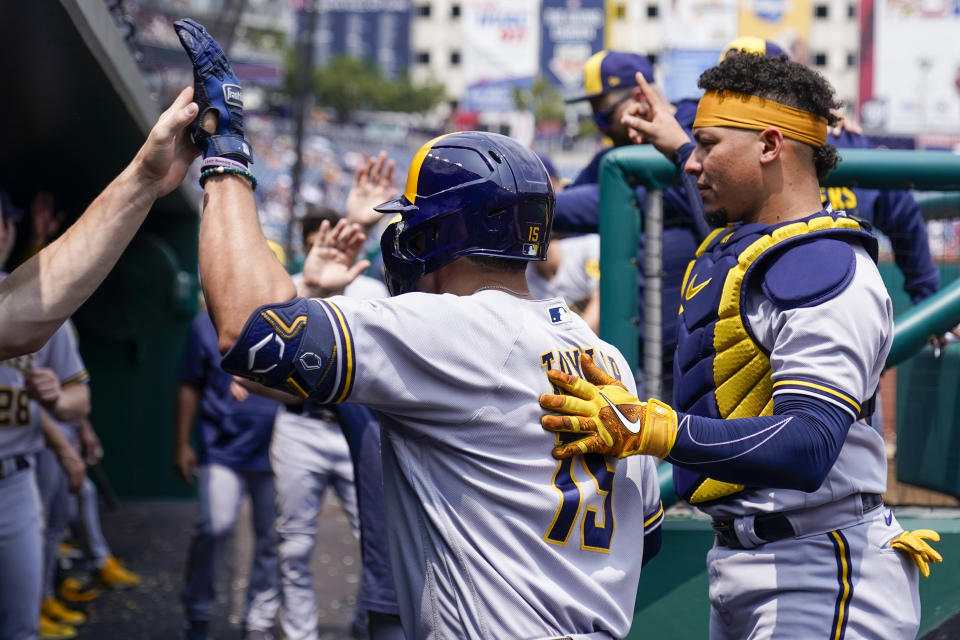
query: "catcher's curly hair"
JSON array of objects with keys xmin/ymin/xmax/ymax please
[{"xmin": 699, "ymin": 51, "xmax": 842, "ymax": 179}]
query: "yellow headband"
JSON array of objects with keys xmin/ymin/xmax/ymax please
[{"xmin": 693, "ymin": 90, "xmax": 828, "ymax": 147}]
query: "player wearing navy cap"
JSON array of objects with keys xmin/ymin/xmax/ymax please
[
  {"xmin": 541, "ymin": 49, "xmax": 939, "ymax": 640},
  {"xmin": 559, "ymin": 50, "xmax": 705, "ymax": 398}
]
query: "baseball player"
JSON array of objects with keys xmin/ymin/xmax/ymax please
[
  {"xmin": 32, "ymin": 320, "xmax": 93, "ymax": 634},
  {"xmin": 0, "ymin": 315, "xmax": 89, "ymax": 640},
  {"xmin": 559, "ymin": 50, "xmax": 705, "ymax": 397},
  {"xmin": 298, "ymin": 209, "xmax": 405, "ymax": 639},
  {"xmin": 270, "ymin": 210, "xmax": 365, "ymax": 640},
  {"xmin": 56, "ymin": 416, "xmax": 142, "ymax": 603},
  {"xmin": 723, "ymin": 37, "xmax": 939, "ymax": 305},
  {"xmin": 174, "ymin": 18, "xmax": 664, "ymax": 638},
  {"xmin": 541, "ymin": 51, "xmax": 940, "ymax": 639},
  {"xmin": 0, "ymin": 88, "xmax": 200, "ymax": 360},
  {"xmin": 174, "ymin": 311, "xmax": 281, "ymax": 640}
]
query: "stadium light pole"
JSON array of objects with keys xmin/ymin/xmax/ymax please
[{"xmin": 287, "ymin": 0, "xmax": 319, "ymax": 267}]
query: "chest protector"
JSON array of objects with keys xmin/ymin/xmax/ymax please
[{"xmin": 672, "ymin": 214, "xmax": 878, "ymax": 504}]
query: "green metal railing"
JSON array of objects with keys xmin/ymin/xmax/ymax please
[{"xmin": 597, "ymin": 146, "xmax": 960, "ymax": 505}]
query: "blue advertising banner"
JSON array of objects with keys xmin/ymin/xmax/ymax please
[
  {"xmin": 660, "ymin": 49, "xmax": 721, "ymax": 102},
  {"xmin": 316, "ymin": 0, "xmax": 411, "ymax": 79},
  {"xmin": 540, "ymin": 0, "xmax": 606, "ymax": 90}
]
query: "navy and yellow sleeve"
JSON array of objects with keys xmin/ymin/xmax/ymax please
[{"xmin": 221, "ymin": 297, "xmax": 356, "ymax": 404}]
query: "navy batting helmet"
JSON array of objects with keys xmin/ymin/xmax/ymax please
[{"xmin": 374, "ymin": 131, "xmax": 554, "ymax": 296}]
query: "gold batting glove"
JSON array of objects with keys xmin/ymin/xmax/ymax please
[
  {"xmin": 891, "ymin": 529, "xmax": 943, "ymax": 578},
  {"xmin": 540, "ymin": 353, "xmax": 678, "ymax": 459}
]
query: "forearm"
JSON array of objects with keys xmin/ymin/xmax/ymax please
[
  {"xmin": 41, "ymin": 411, "xmax": 77, "ymax": 457},
  {"xmin": 199, "ymin": 175, "xmax": 297, "ymax": 352},
  {"xmin": 666, "ymin": 394, "xmax": 853, "ymax": 492},
  {"xmin": 882, "ymin": 191, "xmax": 939, "ymax": 302},
  {"xmin": 174, "ymin": 384, "xmax": 201, "ymax": 449},
  {"xmin": 48, "ymin": 384, "xmax": 91, "ymax": 423},
  {"xmin": 234, "ymin": 376, "xmax": 302, "ymax": 404},
  {"xmin": 0, "ymin": 161, "xmax": 158, "ymax": 358}
]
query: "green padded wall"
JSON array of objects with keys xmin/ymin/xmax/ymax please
[{"xmin": 888, "ymin": 263, "xmax": 960, "ymax": 498}]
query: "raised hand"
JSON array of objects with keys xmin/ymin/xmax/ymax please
[
  {"xmin": 173, "ymin": 18, "xmax": 252, "ymax": 164},
  {"xmin": 540, "ymin": 353, "xmax": 678, "ymax": 459},
  {"xmin": 134, "ymin": 86, "xmax": 202, "ymax": 199},
  {"xmin": 302, "ymin": 219, "xmax": 372, "ymax": 297},
  {"xmin": 346, "ymin": 151, "xmax": 397, "ymax": 231},
  {"xmin": 620, "ymin": 72, "xmax": 692, "ymax": 160}
]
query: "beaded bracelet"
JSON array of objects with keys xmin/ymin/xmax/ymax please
[{"xmin": 199, "ymin": 166, "xmax": 258, "ymax": 190}]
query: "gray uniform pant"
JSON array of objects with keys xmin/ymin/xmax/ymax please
[
  {"xmin": 0, "ymin": 461, "xmax": 42, "ymax": 640},
  {"xmin": 36, "ymin": 448, "xmax": 69, "ymax": 599},
  {"xmin": 271, "ymin": 411, "xmax": 358, "ymax": 640}
]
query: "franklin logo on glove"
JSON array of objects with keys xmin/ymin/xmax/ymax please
[{"xmin": 223, "ymin": 84, "xmax": 243, "ymax": 108}]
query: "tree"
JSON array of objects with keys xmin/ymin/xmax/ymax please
[
  {"xmin": 292, "ymin": 55, "xmax": 447, "ymax": 122},
  {"xmin": 512, "ymin": 77, "xmax": 565, "ymax": 126},
  {"xmin": 313, "ymin": 56, "xmax": 383, "ymax": 122}
]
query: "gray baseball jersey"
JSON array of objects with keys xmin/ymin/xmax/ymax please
[
  {"xmin": 0, "ymin": 320, "xmax": 87, "ymax": 640},
  {"xmin": 313, "ymin": 289, "xmax": 660, "ymax": 639},
  {"xmin": 700, "ymin": 245, "xmax": 891, "ymax": 519},
  {"xmin": 0, "ymin": 321, "xmax": 88, "ymax": 458}
]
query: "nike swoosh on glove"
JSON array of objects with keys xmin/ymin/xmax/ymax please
[{"xmin": 539, "ymin": 352, "xmax": 678, "ymax": 459}]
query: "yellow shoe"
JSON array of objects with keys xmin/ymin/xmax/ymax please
[
  {"xmin": 38, "ymin": 614, "xmax": 77, "ymax": 639},
  {"xmin": 41, "ymin": 597, "xmax": 86, "ymax": 626},
  {"xmin": 99, "ymin": 555, "xmax": 141, "ymax": 589},
  {"xmin": 59, "ymin": 576, "xmax": 101, "ymax": 603}
]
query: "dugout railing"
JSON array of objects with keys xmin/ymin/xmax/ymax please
[{"xmin": 599, "ymin": 147, "xmax": 960, "ymax": 638}]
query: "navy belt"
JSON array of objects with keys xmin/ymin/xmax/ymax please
[
  {"xmin": 0, "ymin": 455, "xmax": 31, "ymax": 479},
  {"xmin": 712, "ymin": 493, "xmax": 883, "ymax": 549}
]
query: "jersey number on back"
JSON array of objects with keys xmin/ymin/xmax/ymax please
[
  {"xmin": 544, "ymin": 449, "xmax": 615, "ymax": 552},
  {"xmin": 0, "ymin": 388, "xmax": 31, "ymax": 427}
]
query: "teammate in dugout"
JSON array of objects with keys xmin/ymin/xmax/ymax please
[
  {"xmin": 539, "ymin": 51, "xmax": 941, "ymax": 639},
  {"xmin": 173, "ymin": 18, "xmax": 664, "ymax": 640}
]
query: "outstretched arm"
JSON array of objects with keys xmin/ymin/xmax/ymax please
[
  {"xmin": 173, "ymin": 19, "xmax": 297, "ymax": 352},
  {"xmin": 200, "ymin": 176, "xmax": 295, "ymax": 353},
  {"xmin": 0, "ymin": 87, "xmax": 199, "ymax": 359}
]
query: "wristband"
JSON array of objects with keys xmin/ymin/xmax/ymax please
[{"xmin": 199, "ymin": 166, "xmax": 258, "ymax": 190}]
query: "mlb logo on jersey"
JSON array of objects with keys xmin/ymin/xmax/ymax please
[{"xmin": 549, "ymin": 305, "xmax": 571, "ymax": 324}]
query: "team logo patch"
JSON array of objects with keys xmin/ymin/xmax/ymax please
[
  {"xmin": 223, "ymin": 84, "xmax": 243, "ymax": 107},
  {"xmin": 299, "ymin": 352, "xmax": 323, "ymax": 370},
  {"xmin": 549, "ymin": 305, "xmax": 571, "ymax": 324}
]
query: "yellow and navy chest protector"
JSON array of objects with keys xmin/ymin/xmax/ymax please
[{"xmin": 672, "ymin": 213, "xmax": 878, "ymax": 504}]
